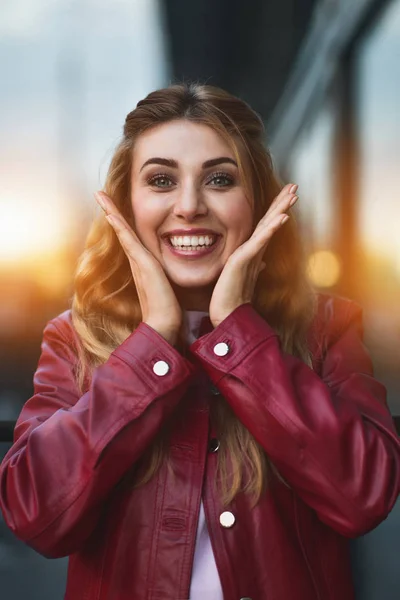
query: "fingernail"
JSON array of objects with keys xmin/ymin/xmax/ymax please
[
  {"xmin": 289, "ymin": 195, "xmax": 298, "ymax": 207},
  {"xmin": 281, "ymin": 215, "xmax": 290, "ymax": 225},
  {"xmin": 289, "ymin": 184, "xmax": 298, "ymax": 194}
]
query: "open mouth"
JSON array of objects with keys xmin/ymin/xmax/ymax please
[
  {"xmin": 168, "ymin": 234, "xmax": 218, "ymax": 251},
  {"xmin": 162, "ymin": 233, "xmax": 221, "ymax": 258}
]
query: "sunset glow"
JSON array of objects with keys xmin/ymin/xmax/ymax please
[{"xmin": 0, "ymin": 200, "xmax": 68, "ymax": 265}]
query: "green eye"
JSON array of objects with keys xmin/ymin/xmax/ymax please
[
  {"xmin": 208, "ymin": 172, "xmax": 234, "ymax": 187},
  {"xmin": 154, "ymin": 177, "xmax": 172, "ymax": 187},
  {"xmin": 148, "ymin": 173, "xmax": 174, "ymax": 188}
]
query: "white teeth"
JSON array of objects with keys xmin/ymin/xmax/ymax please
[{"xmin": 169, "ymin": 234, "xmax": 217, "ymax": 248}]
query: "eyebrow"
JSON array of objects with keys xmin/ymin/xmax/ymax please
[{"xmin": 139, "ymin": 156, "xmax": 238, "ymax": 172}]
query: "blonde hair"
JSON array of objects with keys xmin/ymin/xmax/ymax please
[{"xmin": 71, "ymin": 83, "xmax": 315, "ymax": 505}]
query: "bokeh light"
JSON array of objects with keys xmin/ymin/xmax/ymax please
[{"xmin": 307, "ymin": 250, "xmax": 342, "ymax": 288}]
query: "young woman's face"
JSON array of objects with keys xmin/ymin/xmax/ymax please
[{"xmin": 130, "ymin": 120, "xmax": 253, "ymax": 305}]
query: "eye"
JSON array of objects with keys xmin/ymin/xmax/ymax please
[
  {"xmin": 147, "ymin": 173, "xmax": 175, "ymax": 189},
  {"xmin": 206, "ymin": 171, "xmax": 235, "ymax": 187}
]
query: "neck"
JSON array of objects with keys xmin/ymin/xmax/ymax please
[{"xmin": 172, "ymin": 283, "xmax": 213, "ymax": 312}]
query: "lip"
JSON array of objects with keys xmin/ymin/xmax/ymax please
[
  {"xmin": 162, "ymin": 228, "xmax": 220, "ymax": 237},
  {"xmin": 161, "ymin": 233, "xmax": 222, "ymax": 260}
]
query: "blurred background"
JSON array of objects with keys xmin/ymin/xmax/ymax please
[{"xmin": 0, "ymin": 0, "xmax": 399, "ymax": 598}]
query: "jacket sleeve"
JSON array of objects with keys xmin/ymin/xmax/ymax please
[
  {"xmin": 190, "ymin": 301, "xmax": 400, "ymax": 538},
  {"xmin": 0, "ymin": 317, "xmax": 195, "ymax": 557}
]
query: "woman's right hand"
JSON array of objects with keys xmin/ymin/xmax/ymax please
[{"xmin": 95, "ymin": 192, "xmax": 182, "ymax": 345}]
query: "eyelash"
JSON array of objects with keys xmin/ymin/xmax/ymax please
[{"xmin": 146, "ymin": 171, "xmax": 235, "ymax": 189}]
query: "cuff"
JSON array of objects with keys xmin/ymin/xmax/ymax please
[
  {"xmin": 190, "ymin": 303, "xmax": 277, "ymax": 379},
  {"xmin": 112, "ymin": 322, "xmax": 195, "ymax": 392}
]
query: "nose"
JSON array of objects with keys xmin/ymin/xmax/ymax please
[{"xmin": 172, "ymin": 182, "xmax": 208, "ymax": 221}]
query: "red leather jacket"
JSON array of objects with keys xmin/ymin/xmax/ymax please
[{"xmin": 1, "ymin": 295, "xmax": 399, "ymax": 600}]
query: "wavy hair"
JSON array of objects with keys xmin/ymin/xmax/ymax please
[{"xmin": 71, "ymin": 83, "xmax": 316, "ymax": 505}]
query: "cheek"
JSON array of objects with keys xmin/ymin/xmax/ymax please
[
  {"xmin": 223, "ymin": 199, "xmax": 253, "ymax": 242},
  {"xmin": 130, "ymin": 197, "xmax": 165, "ymax": 246}
]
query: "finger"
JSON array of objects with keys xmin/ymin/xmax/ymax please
[
  {"xmin": 94, "ymin": 191, "xmax": 112, "ymax": 213},
  {"xmin": 264, "ymin": 183, "xmax": 295, "ymax": 213},
  {"xmin": 250, "ymin": 213, "xmax": 290, "ymax": 249},
  {"xmin": 95, "ymin": 192, "xmax": 143, "ymax": 249},
  {"xmin": 105, "ymin": 213, "xmax": 145, "ymax": 261},
  {"xmin": 266, "ymin": 193, "xmax": 297, "ymax": 225},
  {"xmin": 255, "ymin": 186, "xmax": 297, "ymax": 233},
  {"xmin": 94, "ymin": 191, "xmax": 123, "ymax": 219},
  {"xmin": 267, "ymin": 184, "xmax": 298, "ymax": 218},
  {"xmin": 235, "ymin": 213, "xmax": 289, "ymax": 266}
]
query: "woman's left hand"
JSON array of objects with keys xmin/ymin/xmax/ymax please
[{"xmin": 209, "ymin": 183, "xmax": 298, "ymax": 327}]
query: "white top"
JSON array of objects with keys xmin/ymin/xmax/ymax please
[{"xmin": 184, "ymin": 310, "xmax": 224, "ymax": 600}]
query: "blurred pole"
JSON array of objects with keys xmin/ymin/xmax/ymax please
[{"xmin": 335, "ymin": 50, "xmax": 359, "ymax": 299}]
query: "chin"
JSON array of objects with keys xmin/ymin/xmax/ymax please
[{"xmin": 167, "ymin": 267, "xmax": 221, "ymax": 290}]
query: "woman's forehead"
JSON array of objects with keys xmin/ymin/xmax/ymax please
[{"xmin": 132, "ymin": 120, "xmax": 237, "ymax": 171}]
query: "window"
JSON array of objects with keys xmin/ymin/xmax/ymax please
[
  {"xmin": 286, "ymin": 97, "xmax": 338, "ymax": 252},
  {"xmin": 354, "ymin": 0, "xmax": 400, "ymax": 411}
]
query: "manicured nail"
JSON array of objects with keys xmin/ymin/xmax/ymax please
[
  {"xmin": 289, "ymin": 184, "xmax": 298, "ymax": 194},
  {"xmin": 289, "ymin": 195, "xmax": 298, "ymax": 207},
  {"xmin": 281, "ymin": 215, "xmax": 290, "ymax": 225}
]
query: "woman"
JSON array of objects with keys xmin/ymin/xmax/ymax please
[{"xmin": 0, "ymin": 83, "xmax": 399, "ymax": 600}]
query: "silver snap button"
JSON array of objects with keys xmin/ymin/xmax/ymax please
[
  {"xmin": 208, "ymin": 438, "xmax": 220, "ymax": 453},
  {"xmin": 219, "ymin": 511, "xmax": 235, "ymax": 528},
  {"xmin": 152, "ymin": 360, "xmax": 170, "ymax": 376},
  {"xmin": 213, "ymin": 342, "xmax": 229, "ymax": 357}
]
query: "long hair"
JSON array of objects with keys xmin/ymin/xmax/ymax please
[{"xmin": 71, "ymin": 83, "xmax": 315, "ymax": 505}]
